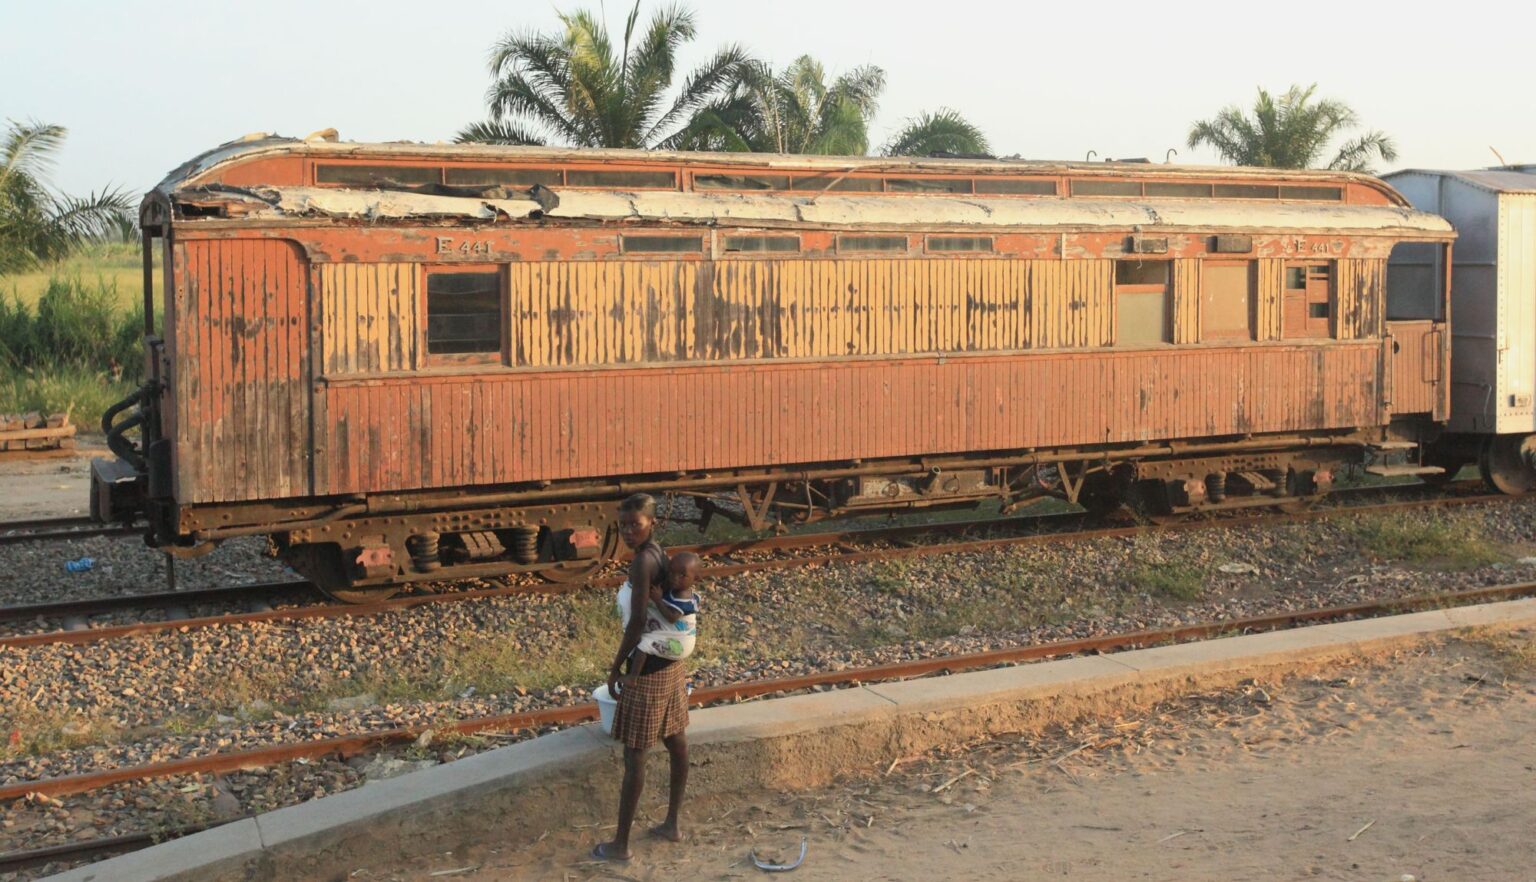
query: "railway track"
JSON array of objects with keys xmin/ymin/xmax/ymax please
[
  {"xmin": 0, "ymin": 484, "xmax": 1517, "ymax": 651},
  {"xmin": 0, "ymin": 515, "xmax": 138, "ymax": 547},
  {"xmin": 2, "ymin": 579, "xmax": 1532, "ymax": 875}
]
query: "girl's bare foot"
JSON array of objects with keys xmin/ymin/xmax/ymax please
[
  {"xmin": 648, "ymin": 822, "xmax": 683, "ymax": 842},
  {"xmin": 591, "ymin": 842, "xmax": 631, "ymax": 861}
]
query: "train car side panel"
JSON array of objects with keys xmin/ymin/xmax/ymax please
[
  {"xmin": 313, "ymin": 344, "xmax": 1381, "ymax": 495},
  {"xmin": 171, "ymin": 239, "xmax": 311, "ymax": 503}
]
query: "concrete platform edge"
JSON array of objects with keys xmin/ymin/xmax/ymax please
[{"xmin": 44, "ymin": 598, "xmax": 1536, "ymax": 882}]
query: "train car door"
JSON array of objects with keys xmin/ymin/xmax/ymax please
[{"xmin": 1385, "ymin": 242, "xmax": 1451, "ymax": 419}]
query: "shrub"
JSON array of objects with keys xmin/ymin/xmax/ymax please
[{"xmin": 0, "ymin": 276, "xmax": 147, "ymax": 425}]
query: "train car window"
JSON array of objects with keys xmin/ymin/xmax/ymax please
[
  {"xmin": 1280, "ymin": 185, "xmax": 1343, "ymax": 201},
  {"xmin": 1114, "ymin": 261, "xmax": 1170, "ymax": 345},
  {"xmin": 791, "ymin": 175, "xmax": 883, "ymax": 192},
  {"xmin": 445, "ymin": 167, "xmax": 563, "ymax": 187},
  {"xmin": 974, "ymin": 178, "xmax": 1056, "ymax": 195},
  {"xmin": 1213, "ymin": 183, "xmax": 1279, "ymax": 199},
  {"xmin": 1202, "ymin": 261, "xmax": 1254, "ymax": 342},
  {"xmin": 565, "ymin": 170, "xmax": 678, "ymax": 188},
  {"xmin": 426, "ymin": 271, "xmax": 503, "ymax": 357},
  {"xmin": 694, "ymin": 173, "xmax": 791, "ymax": 191},
  {"xmin": 838, "ymin": 235, "xmax": 909, "ymax": 253},
  {"xmin": 1072, "ymin": 179, "xmax": 1142, "ymax": 197},
  {"xmin": 316, "ymin": 164, "xmax": 441, "ymax": 186},
  {"xmin": 885, "ymin": 177, "xmax": 972, "ymax": 194},
  {"xmin": 621, "ymin": 235, "xmax": 704, "ymax": 254},
  {"xmin": 926, "ymin": 236, "xmax": 994, "ymax": 253},
  {"xmin": 723, "ymin": 235, "xmax": 800, "ymax": 253},
  {"xmin": 1283, "ymin": 262, "xmax": 1333, "ymax": 338},
  {"xmin": 1144, "ymin": 182, "xmax": 1214, "ymax": 198},
  {"xmin": 1386, "ymin": 242, "xmax": 1444, "ymax": 320}
]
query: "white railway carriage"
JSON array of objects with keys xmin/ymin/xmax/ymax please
[{"xmin": 1386, "ymin": 167, "xmax": 1536, "ymax": 492}]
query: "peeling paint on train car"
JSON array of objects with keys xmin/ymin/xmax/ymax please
[
  {"xmin": 171, "ymin": 239, "xmax": 310, "ymax": 503},
  {"xmin": 144, "ymin": 143, "xmax": 1455, "ymax": 509},
  {"xmin": 189, "ymin": 186, "xmax": 1452, "ymax": 239}
]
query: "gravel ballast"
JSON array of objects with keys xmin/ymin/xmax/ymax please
[{"xmin": 1, "ymin": 496, "xmax": 1534, "ymax": 875}]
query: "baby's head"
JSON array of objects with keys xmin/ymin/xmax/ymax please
[{"xmin": 668, "ymin": 551, "xmax": 702, "ymax": 596}]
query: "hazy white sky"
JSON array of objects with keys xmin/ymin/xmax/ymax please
[{"xmin": 4, "ymin": 0, "xmax": 1532, "ymax": 198}]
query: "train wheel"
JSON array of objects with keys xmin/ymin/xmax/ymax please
[
  {"xmin": 284, "ymin": 542, "xmax": 402, "ymax": 604},
  {"xmin": 1479, "ymin": 434, "xmax": 1536, "ymax": 495},
  {"xmin": 321, "ymin": 585, "xmax": 403, "ymax": 604},
  {"xmin": 1124, "ymin": 479, "xmax": 1177, "ymax": 524},
  {"xmin": 1418, "ymin": 447, "xmax": 1465, "ymax": 488},
  {"xmin": 1276, "ymin": 498, "xmax": 1316, "ymax": 514},
  {"xmin": 538, "ymin": 526, "xmax": 620, "ymax": 584}
]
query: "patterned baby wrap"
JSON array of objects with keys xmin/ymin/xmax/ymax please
[{"xmin": 616, "ymin": 581, "xmax": 697, "ymax": 661}]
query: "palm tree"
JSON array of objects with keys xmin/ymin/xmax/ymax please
[
  {"xmin": 677, "ymin": 56, "xmax": 886, "ymax": 155},
  {"xmin": 680, "ymin": 58, "xmax": 991, "ymax": 158},
  {"xmin": 456, "ymin": 2, "xmax": 749, "ymax": 149},
  {"xmin": 881, "ymin": 108, "xmax": 990, "ymax": 157},
  {"xmin": 1187, "ymin": 84, "xmax": 1397, "ymax": 172},
  {"xmin": 0, "ymin": 121, "xmax": 134, "ymax": 274}
]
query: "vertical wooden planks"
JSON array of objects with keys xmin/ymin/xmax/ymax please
[
  {"xmin": 316, "ymin": 263, "xmax": 419, "ymax": 375},
  {"xmin": 1255, "ymin": 258, "xmax": 1284, "ymax": 340},
  {"xmin": 1335, "ymin": 258, "xmax": 1384, "ymax": 340},
  {"xmin": 176, "ymin": 239, "xmax": 310, "ymax": 503},
  {"xmin": 1171, "ymin": 259, "xmax": 1201, "ymax": 344}
]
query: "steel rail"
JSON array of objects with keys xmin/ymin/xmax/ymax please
[
  {"xmin": 0, "ymin": 828, "xmax": 181, "ymax": 875},
  {"xmin": 0, "ymin": 580, "xmax": 321, "ymax": 625},
  {"xmin": 0, "ymin": 515, "xmax": 138, "ymax": 546},
  {"xmin": 1, "ymin": 581, "xmax": 1531, "ymax": 809},
  {"xmin": 0, "ymin": 489, "xmax": 1517, "ymax": 651}
]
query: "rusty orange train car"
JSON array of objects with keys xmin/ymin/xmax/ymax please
[{"xmin": 93, "ymin": 136, "xmax": 1456, "ymax": 598}]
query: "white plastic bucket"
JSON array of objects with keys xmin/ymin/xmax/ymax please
[{"xmin": 593, "ymin": 684, "xmax": 618, "ymax": 735}]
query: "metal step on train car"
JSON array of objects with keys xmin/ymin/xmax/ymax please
[{"xmin": 93, "ymin": 133, "xmax": 1529, "ymax": 600}]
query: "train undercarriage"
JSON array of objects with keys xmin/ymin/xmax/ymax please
[{"xmin": 88, "ymin": 425, "xmax": 1528, "ymax": 603}]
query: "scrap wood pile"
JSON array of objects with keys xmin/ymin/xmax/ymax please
[{"xmin": 0, "ymin": 412, "xmax": 76, "ymax": 457}]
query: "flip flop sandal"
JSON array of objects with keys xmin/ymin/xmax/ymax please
[{"xmin": 591, "ymin": 843, "xmax": 631, "ymax": 862}]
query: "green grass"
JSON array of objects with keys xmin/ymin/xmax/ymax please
[
  {"xmin": 1344, "ymin": 515, "xmax": 1509, "ymax": 568},
  {"xmin": 0, "ymin": 241, "xmax": 154, "ymax": 309},
  {"xmin": 0, "ymin": 273, "xmax": 147, "ymax": 425},
  {"xmin": 0, "ymin": 365, "xmax": 138, "ymax": 426},
  {"xmin": 1124, "ymin": 559, "xmax": 1207, "ymax": 600},
  {"xmin": 843, "ymin": 554, "xmax": 1093, "ymax": 647}
]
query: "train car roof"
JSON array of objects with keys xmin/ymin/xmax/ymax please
[
  {"xmin": 156, "ymin": 133, "xmax": 1411, "ymax": 200},
  {"xmin": 146, "ymin": 134, "xmax": 1450, "ymax": 238},
  {"xmin": 171, "ymin": 182, "xmax": 1453, "ymax": 238},
  {"xmin": 1384, "ymin": 168, "xmax": 1536, "ymax": 196}
]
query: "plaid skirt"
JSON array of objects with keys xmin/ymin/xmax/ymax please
[{"xmin": 612, "ymin": 662, "xmax": 689, "ymax": 750}]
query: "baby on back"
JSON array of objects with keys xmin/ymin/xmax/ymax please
[{"xmin": 624, "ymin": 551, "xmax": 702, "ymax": 680}]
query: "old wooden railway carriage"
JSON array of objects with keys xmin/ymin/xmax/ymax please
[{"xmin": 95, "ymin": 137, "xmax": 1456, "ymax": 597}]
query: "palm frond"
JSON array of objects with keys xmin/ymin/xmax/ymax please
[
  {"xmin": 47, "ymin": 187, "xmax": 135, "ymax": 244},
  {"xmin": 881, "ymin": 108, "xmax": 989, "ymax": 157},
  {"xmin": 455, "ymin": 120, "xmax": 547, "ymax": 146},
  {"xmin": 1328, "ymin": 130, "xmax": 1398, "ymax": 172},
  {"xmin": 625, "ymin": 3, "xmax": 694, "ymax": 99},
  {"xmin": 1, "ymin": 120, "xmax": 66, "ymax": 191},
  {"xmin": 807, "ymin": 97, "xmax": 870, "ymax": 156},
  {"xmin": 641, "ymin": 44, "xmax": 750, "ymax": 147},
  {"xmin": 487, "ymin": 72, "xmax": 585, "ymax": 145},
  {"xmin": 826, "ymin": 64, "xmax": 885, "ymax": 119}
]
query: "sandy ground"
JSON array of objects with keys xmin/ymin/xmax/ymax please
[
  {"xmin": 0, "ymin": 444, "xmax": 98, "ymax": 521},
  {"xmin": 389, "ymin": 629, "xmax": 1536, "ymax": 882}
]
